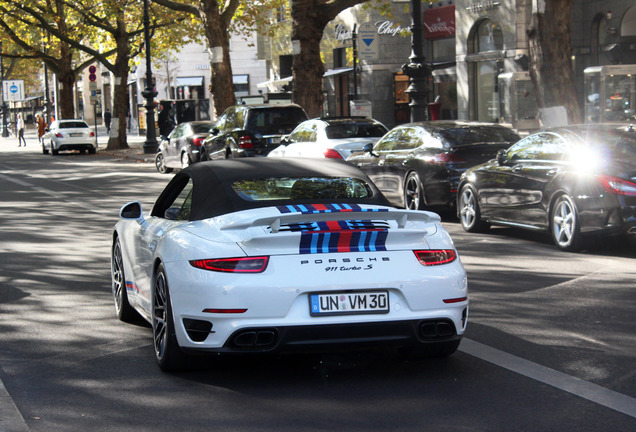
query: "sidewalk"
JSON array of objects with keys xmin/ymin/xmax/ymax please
[{"xmin": 0, "ymin": 125, "xmax": 156, "ymax": 163}]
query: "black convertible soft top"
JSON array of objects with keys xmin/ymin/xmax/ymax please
[{"xmin": 151, "ymin": 158, "xmax": 391, "ymax": 221}]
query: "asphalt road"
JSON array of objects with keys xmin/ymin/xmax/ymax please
[{"xmin": 1, "ymin": 141, "xmax": 635, "ymax": 431}]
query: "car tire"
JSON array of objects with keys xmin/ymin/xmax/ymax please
[
  {"xmin": 403, "ymin": 172, "xmax": 423, "ymax": 210},
  {"xmin": 89, "ymin": 147, "xmax": 96, "ymax": 155},
  {"xmin": 153, "ymin": 263, "xmax": 189, "ymax": 372},
  {"xmin": 155, "ymin": 151, "xmax": 173, "ymax": 174},
  {"xmin": 181, "ymin": 151, "xmax": 191, "ymax": 169},
  {"xmin": 550, "ymin": 194, "xmax": 585, "ymax": 252},
  {"xmin": 42, "ymin": 142, "xmax": 49, "ymax": 155},
  {"xmin": 458, "ymin": 184, "xmax": 490, "ymax": 233},
  {"xmin": 225, "ymin": 148, "xmax": 233, "ymax": 159},
  {"xmin": 50, "ymin": 141, "xmax": 59, "ymax": 156},
  {"xmin": 111, "ymin": 238, "xmax": 137, "ymax": 322}
]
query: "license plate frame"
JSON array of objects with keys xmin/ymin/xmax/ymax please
[
  {"xmin": 70, "ymin": 133, "xmax": 83, "ymax": 137},
  {"xmin": 309, "ymin": 290, "xmax": 389, "ymax": 317}
]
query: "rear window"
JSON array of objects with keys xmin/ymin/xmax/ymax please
[
  {"xmin": 191, "ymin": 123, "xmax": 214, "ymax": 134},
  {"xmin": 58, "ymin": 121, "xmax": 89, "ymax": 129},
  {"xmin": 246, "ymin": 108, "xmax": 308, "ymax": 135},
  {"xmin": 232, "ymin": 177, "xmax": 372, "ymax": 201},
  {"xmin": 325, "ymin": 122, "xmax": 388, "ymax": 139},
  {"xmin": 439, "ymin": 127, "xmax": 519, "ymax": 146}
]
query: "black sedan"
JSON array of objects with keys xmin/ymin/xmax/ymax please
[
  {"xmin": 155, "ymin": 121, "xmax": 216, "ymax": 173},
  {"xmin": 457, "ymin": 124, "xmax": 636, "ymax": 251},
  {"xmin": 348, "ymin": 121, "xmax": 520, "ymax": 211}
]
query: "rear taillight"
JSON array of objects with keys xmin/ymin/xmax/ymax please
[
  {"xmin": 89, "ymin": 131, "xmax": 95, "ymax": 137},
  {"xmin": 323, "ymin": 148, "xmax": 343, "ymax": 159},
  {"xmin": 190, "ymin": 256, "xmax": 269, "ymax": 273},
  {"xmin": 55, "ymin": 133, "xmax": 64, "ymax": 138},
  {"xmin": 597, "ymin": 175, "xmax": 636, "ymax": 196},
  {"xmin": 192, "ymin": 137, "xmax": 204, "ymax": 147},
  {"xmin": 429, "ymin": 153, "xmax": 465, "ymax": 165},
  {"xmin": 413, "ymin": 250, "xmax": 457, "ymax": 266},
  {"xmin": 238, "ymin": 135, "xmax": 253, "ymax": 149}
]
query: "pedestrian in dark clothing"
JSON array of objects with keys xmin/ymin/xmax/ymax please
[
  {"xmin": 103, "ymin": 108, "xmax": 112, "ymax": 133},
  {"xmin": 158, "ymin": 104, "xmax": 174, "ymax": 137}
]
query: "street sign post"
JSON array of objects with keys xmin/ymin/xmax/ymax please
[{"xmin": 358, "ymin": 22, "xmax": 379, "ymax": 61}]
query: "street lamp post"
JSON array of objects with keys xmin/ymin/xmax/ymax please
[
  {"xmin": 402, "ymin": 0, "xmax": 431, "ymax": 122},
  {"xmin": 141, "ymin": 0, "xmax": 158, "ymax": 154},
  {"xmin": 0, "ymin": 41, "xmax": 8, "ymax": 137}
]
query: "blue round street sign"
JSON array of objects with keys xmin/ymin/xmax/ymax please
[{"xmin": 9, "ymin": 84, "xmax": 18, "ymax": 94}]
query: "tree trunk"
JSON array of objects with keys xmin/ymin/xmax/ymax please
[
  {"xmin": 527, "ymin": 0, "xmax": 581, "ymax": 124},
  {"xmin": 201, "ymin": 3, "xmax": 235, "ymax": 117},
  {"xmin": 291, "ymin": 3, "xmax": 329, "ymax": 117},
  {"xmin": 56, "ymin": 41, "xmax": 75, "ymax": 119},
  {"xmin": 106, "ymin": 24, "xmax": 131, "ymax": 150}
]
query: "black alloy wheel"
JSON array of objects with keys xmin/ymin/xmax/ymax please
[
  {"xmin": 153, "ymin": 264, "xmax": 188, "ymax": 371},
  {"xmin": 111, "ymin": 238, "xmax": 137, "ymax": 322},
  {"xmin": 404, "ymin": 172, "xmax": 423, "ymax": 210}
]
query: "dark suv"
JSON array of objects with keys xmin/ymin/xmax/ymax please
[{"xmin": 202, "ymin": 104, "xmax": 308, "ymax": 159}]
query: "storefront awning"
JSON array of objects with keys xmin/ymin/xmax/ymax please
[{"xmin": 175, "ymin": 76, "xmax": 203, "ymax": 87}]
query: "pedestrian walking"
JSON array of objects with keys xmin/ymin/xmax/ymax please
[
  {"xmin": 103, "ymin": 108, "xmax": 112, "ymax": 133},
  {"xmin": 16, "ymin": 114, "xmax": 26, "ymax": 147},
  {"xmin": 36, "ymin": 114, "xmax": 46, "ymax": 143}
]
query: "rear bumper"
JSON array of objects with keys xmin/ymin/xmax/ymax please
[{"xmin": 181, "ymin": 317, "xmax": 465, "ymax": 355}]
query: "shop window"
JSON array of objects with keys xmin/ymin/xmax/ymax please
[{"xmin": 233, "ymin": 75, "xmax": 249, "ymax": 97}]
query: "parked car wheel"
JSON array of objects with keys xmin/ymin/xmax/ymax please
[
  {"xmin": 403, "ymin": 172, "xmax": 423, "ymax": 210},
  {"xmin": 153, "ymin": 264, "xmax": 189, "ymax": 372},
  {"xmin": 155, "ymin": 151, "xmax": 173, "ymax": 174},
  {"xmin": 42, "ymin": 142, "xmax": 49, "ymax": 155},
  {"xmin": 551, "ymin": 194, "xmax": 585, "ymax": 252},
  {"xmin": 181, "ymin": 151, "xmax": 191, "ymax": 169},
  {"xmin": 459, "ymin": 184, "xmax": 490, "ymax": 233}
]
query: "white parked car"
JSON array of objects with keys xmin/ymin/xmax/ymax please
[
  {"xmin": 43, "ymin": 119, "xmax": 97, "ymax": 155},
  {"xmin": 268, "ymin": 117, "xmax": 388, "ymax": 160},
  {"xmin": 111, "ymin": 158, "xmax": 468, "ymax": 371}
]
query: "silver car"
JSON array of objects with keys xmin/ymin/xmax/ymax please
[
  {"xmin": 43, "ymin": 119, "xmax": 97, "ymax": 155},
  {"xmin": 267, "ymin": 117, "xmax": 388, "ymax": 160}
]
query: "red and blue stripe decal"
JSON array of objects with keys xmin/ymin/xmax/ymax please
[
  {"xmin": 277, "ymin": 203, "xmax": 388, "ymax": 214},
  {"xmin": 278, "ymin": 204, "xmax": 389, "ymax": 254}
]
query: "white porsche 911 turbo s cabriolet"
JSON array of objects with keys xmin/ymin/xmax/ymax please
[{"xmin": 111, "ymin": 158, "xmax": 468, "ymax": 371}]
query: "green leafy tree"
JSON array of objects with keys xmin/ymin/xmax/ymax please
[
  {"xmin": 152, "ymin": 0, "xmax": 286, "ymax": 117},
  {"xmin": 0, "ymin": 0, "xmax": 92, "ymax": 121},
  {"xmin": 290, "ymin": 0, "xmax": 373, "ymax": 117}
]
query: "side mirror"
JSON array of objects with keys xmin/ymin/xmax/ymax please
[
  {"xmin": 212, "ymin": 128, "xmax": 220, "ymax": 136},
  {"xmin": 280, "ymin": 136, "xmax": 290, "ymax": 145},
  {"xmin": 364, "ymin": 143, "xmax": 379, "ymax": 157},
  {"xmin": 496, "ymin": 149, "xmax": 507, "ymax": 166},
  {"xmin": 120, "ymin": 201, "xmax": 143, "ymax": 220}
]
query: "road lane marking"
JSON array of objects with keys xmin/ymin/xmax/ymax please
[
  {"xmin": 460, "ymin": 338, "xmax": 636, "ymax": 419},
  {"xmin": 0, "ymin": 173, "xmax": 114, "ymax": 218}
]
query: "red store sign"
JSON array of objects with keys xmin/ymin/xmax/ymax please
[{"xmin": 424, "ymin": 5, "xmax": 456, "ymax": 40}]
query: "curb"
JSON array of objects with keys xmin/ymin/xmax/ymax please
[{"xmin": 0, "ymin": 378, "xmax": 29, "ymax": 432}]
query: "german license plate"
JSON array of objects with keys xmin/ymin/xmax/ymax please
[
  {"xmin": 70, "ymin": 133, "xmax": 83, "ymax": 137},
  {"xmin": 310, "ymin": 291, "xmax": 389, "ymax": 316},
  {"xmin": 268, "ymin": 137, "xmax": 281, "ymax": 144}
]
